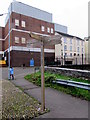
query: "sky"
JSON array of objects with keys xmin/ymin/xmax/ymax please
[{"xmin": 0, "ymin": 0, "xmax": 89, "ymax": 39}]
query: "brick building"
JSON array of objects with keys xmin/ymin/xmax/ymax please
[
  {"xmin": 0, "ymin": 27, "xmax": 4, "ymax": 60},
  {"xmin": 0, "ymin": 1, "xmax": 67, "ymax": 67}
]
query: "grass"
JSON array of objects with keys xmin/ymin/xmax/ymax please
[{"xmin": 24, "ymin": 71, "xmax": 90, "ymax": 101}]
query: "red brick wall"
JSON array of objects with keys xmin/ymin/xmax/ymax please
[
  {"xmin": 9, "ymin": 51, "xmax": 54, "ymax": 67},
  {"xmin": 0, "ymin": 27, "xmax": 4, "ymax": 39},
  {"xmin": 4, "ymin": 12, "xmax": 55, "ymax": 50},
  {"xmin": 12, "ymin": 12, "xmax": 54, "ymax": 35},
  {"xmin": 0, "ymin": 27, "xmax": 3, "ymax": 39},
  {"xmin": 4, "ymin": 33, "xmax": 12, "ymax": 50},
  {"xmin": 0, "ymin": 27, "xmax": 5, "ymax": 51}
]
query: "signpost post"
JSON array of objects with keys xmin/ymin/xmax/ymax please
[{"xmin": 29, "ymin": 32, "xmax": 62, "ymax": 111}]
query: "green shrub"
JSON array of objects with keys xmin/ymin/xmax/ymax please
[{"xmin": 45, "ymin": 75, "xmax": 56, "ymax": 83}]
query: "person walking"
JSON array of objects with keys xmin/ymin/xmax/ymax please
[{"xmin": 10, "ymin": 67, "xmax": 14, "ymax": 80}]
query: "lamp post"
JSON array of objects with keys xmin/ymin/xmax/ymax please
[{"xmin": 0, "ymin": 12, "xmax": 10, "ymax": 80}]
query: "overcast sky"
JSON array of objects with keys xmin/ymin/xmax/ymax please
[{"xmin": 0, "ymin": 0, "xmax": 89, "ymax": 39}]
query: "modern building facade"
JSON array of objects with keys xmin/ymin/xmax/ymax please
[
  {"xmin": 0, "ymin": 1, "xmax": 67, "ymax": 67},
  {"xmin": 55, "ymin": 32, "xmax": 85, "ymax": 65}
]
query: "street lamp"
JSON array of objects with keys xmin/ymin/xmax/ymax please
[{"xmin": 0, "ymin": 12, "xmax": 10, "ymax": 80}]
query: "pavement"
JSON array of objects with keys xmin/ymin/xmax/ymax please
[{"xmin": 2, "ymin": 67, "xmax": 89, "ymax": 119}]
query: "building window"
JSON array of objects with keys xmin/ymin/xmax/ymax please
[
  {"xmin": 74, "ymin": 53, "xmax": 76, "ymax": 56},
  {"xmin": 15, "ymin": 19, "xmax": 19, "ymax": 26},
  {"xmin": 70, "ymin": 39, "xmax": 72, "ymax": 44},
  {"xmin": 15, "ymin": 37, "xmax": 19, "ymax": 43},
  {"xmin": 70, "ymin": 46, "xmax": 72, "ymax": 51},
  {"xmin": 21, "ymin": 37, "xmax": 26, "ymax": 44},
  {"xmin": 51, "ymin": 28, "xmax": 54, "ymax": 33},
  {"xmin": 47, "ymin": 27, "xmax": 50, "ymax": 33},
  {"xmin": 21, "ymin": 21, "xmax": 26, "ymax": 27},
  {"xmin": 64, "ymin": 38, "xmax": 67, "ymax": 44},
  {"xmin": 41, "ymin": 26, "xmax": 45, "ymax": 32},
  {"xmin": 64, "ymin": 45, "xmax": 67, "ymax": 51},
  {"xmin": 77, "ymin": 47, "xmax": 79, "ymax": 52},
  {"xmin": 65, "ymin": 53, "xmax": 67, "ymax": 57},
  {"xmin": 70, "ymin": 53, "xmax": 72, "ymax": 57}
]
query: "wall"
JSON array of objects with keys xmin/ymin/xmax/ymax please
[
  {"xmin": 54, "ymin": 23, "xmax": 67, "ymax": 33},
  {"xmin": 45, "ymin": 67, "xmax": 90, "ymax": 79},
  {"xmin": 6, "ymin": 51, "xmax": 55, "ymax": 67},
  {"xmin": 85, "ymin": 38, "xmax": 89, "ymax": 64},
  {"xmin": 0, "ymin": 27, "xmax": 4, "ymax": 39},
  {"xmin": 4, "ymin": 12, "xmax": 55, "ymax": 50},
  {"xmin": 0, "ymin": 27, "xmax": 5, "ymax": 51},
  {"xmin": 5, "ymin": 1, "xmax": 52, "ymax": 24},
  {"xmin": 0, "ymin": 41, "xmax": 2, "ymax": 51}
]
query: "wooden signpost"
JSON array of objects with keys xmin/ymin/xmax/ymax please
[{"xmin": 29, "ymin": 32, "xmax": 62, "ymax": 111}]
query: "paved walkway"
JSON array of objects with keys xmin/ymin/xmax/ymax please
[{"xmin": 8, "ymin": 67, "xmax": 89, "ymax": 119}]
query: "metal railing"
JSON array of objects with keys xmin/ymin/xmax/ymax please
[{"xmin": 53, "ymin": 79, "xmax": 90, "ymax": 90}]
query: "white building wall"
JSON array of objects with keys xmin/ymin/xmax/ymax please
[{"xmin": 55, "ymin": 32, "xmax": 85, "ymax": 65}]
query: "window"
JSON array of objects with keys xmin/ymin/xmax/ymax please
[
  {"xmin": 64, "ymin": 38, "xmax": 67, "ymax": 44},
  {"xmin": 15, "ymin": 37, "xmax": 19, "ymax": 43},
  {"xmin": 64, "ymin": 45, "xmax": 67, "ymax": 51},
  {"xmin": 77, "ymin": 47, "xmax": 79, "ymax": 52},
  {"xmin": 70, "ymin": 53, "xmax": 72, "ymax": 57},
  {"xmin": 70, "ymin": 46, "xmax": 72, "ymax": 51},
  {"xmin": 65, "ymin": 53, "xmax": 67, "ymax": 57},
  {"xmin": 70, "ymin": 39, "xmax": 72, "ymax": 44},
  {"xmin": 74, "ymin": 53, "xmax": 76, "ymax": 56},
  {"xmin": 22, "ymin": 21, "xmax": 25, "ymax": 27},
  {"xmin": 15, "ymin": 19, "xmax": 19, "ymax": 26},
  {"xmin": 47, "ymin": 27, "xmax": 50, "ymax": 33},
  {"xmin": 21, "ymin": 38, "xmax": 26, "ymax": 44},
  {"xmin": 51, "ymin": 28, "xmax": 54, "ymax": 33},
  {"xmin": 41, "ymin": 26, "xmax": 45, "ymax": 31}
]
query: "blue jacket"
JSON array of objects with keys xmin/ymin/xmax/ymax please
[{"xmin": 10, "ymin": 68, "xmax": 14, "ymax": 75}]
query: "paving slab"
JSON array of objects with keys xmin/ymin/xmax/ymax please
[
  {"xmin": 26, "ymin": 87, "xmax": 88, "ymax": 118},
  {"xmin": 22, "ymin": 84, "xmax": 39, "ymax": 90},
  {"xmin": 12, "ymin": 79, "xmax": 33, "ymax": 86}
]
